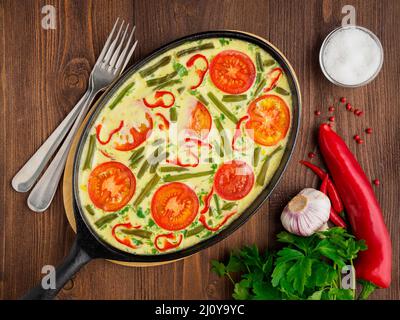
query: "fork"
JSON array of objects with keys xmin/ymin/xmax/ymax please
[{"xmin": 22, "ymin": 19, "xmax": 138, "ymax": 212}]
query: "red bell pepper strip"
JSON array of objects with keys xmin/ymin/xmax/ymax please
[
  {"xmin": 264, "ymin": 67, "xmax": 282, "ymax": 92},
  {"xmin": 318, "ymin": 123, "xmax": 392, "ymax": 290},
  {"xmin": 199, "ymin": 211, "xmax": 237, "ymax": 231},
  {"xmin": 232, "ymin": 115, "xmax": 249, "ymax": 151},
  {"xmin": 184, "ymin": 137, "xmax": 212, "ymax": 149},
  {"xmin": 154, "ymin": 233, "xmax": 183, "ymax": 252},
  {"xmin": 96, "ymin": 120, "xmax": 124, "ymax": 145},
  {"xmin": 143, "ymin": 91, "xmax": 175, "ymax": 109},
  {"xmin": 299, "ymin": 160, "xmax": 344, "ymax": 213},
  {"xmin": 319, "ymin": 173, "xmax": 347, "ymax": 228},
  {"xmin": 112, "ymin": 223, "xmax": 141, "ymax": 250},
  {"xmin": 200, "ymin": 187, "xmax": 214, "ymax": 214},
  {"xmin": 100, "ymin": 149, "xmax": 114, "ymax": 159},
  {"xmin": 115, "ymin": 113, "xmax": 153, "ymax": 151},
  {"xmin": 186, "ymin": 54, "xmax": 209, "ymax": 89},
  {"xmin": 155, "ymin": 112, "xmax": 170, "ymax": 130}
]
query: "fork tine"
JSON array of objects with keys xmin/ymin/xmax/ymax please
[
  {"xmin": 108, "ymin": 23, "xmax": 130, "ymax": 70},
  {"xmin": 103, "ymin": 20, "xmax": 125, "ymax": 66},
  {"xmin": 114, "ymin": 26, "xmax": 136, "ymax": 74},
  {"xmin": 116, "ymin": 39, "xmax": 137, "ymax": 75},
  {"xmin": 96, "ymin": 18, "xmax": 120, "ymax": 64}
]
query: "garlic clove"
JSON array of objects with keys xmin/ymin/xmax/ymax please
[{"xmin": 281, "ymin": 188, "xmax": 331, "ymax": 236}]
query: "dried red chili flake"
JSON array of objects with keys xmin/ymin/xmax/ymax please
[
  {"xmin": 373, "ymin": 179, "xmax": 380, "ymax": 186},
  {"xmin": 329, "ymin": 116, "xmax": 335, "ymax": 122},
  {"xmin": 340, "ymin": 97, "xmax": 346, "ymax": 103},
  {"xmin": 365, "ymin": 128, "xmax": 372, "ymax": 134},
  {"xmin": 346, "ymin": 103, "xmax": 352, "ymax": 111},
  {"xmin": 328, "ymin": 106, "xmax": 335, "ymax": 112},
  {"xmin": 308, "ymin": 152, "xmax": 316, "ymax": 159},
  {"xmin": 314, "ymin": 110, "xmax": 321, "ymax": 116}
]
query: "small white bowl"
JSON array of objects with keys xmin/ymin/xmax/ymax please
[{"xmin": 319, "ymin": 26, "xmax": 384, "ymax": 88}]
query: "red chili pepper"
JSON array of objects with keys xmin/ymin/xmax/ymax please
[
  {"xmin": 232, "ymin": 115, "xmax": 249, "ymax": 151},
  {"xmin": 184, "ymin": 137, "xmax": 212, "ymax": 149},
  {"xmin": 115, "ymin": 113, "xmax": 153, "ymax": 151},
  {"xmin": 319, "ymin": 173, "xmax": 347, "ymax": 228},
  {"xmin": 186, "ymin": 54, "xmax": 209, "ymax": 89},
  {"xmin": 264, "ymin": 67, "xmax": 283, "ymax": 92},
  {"xmin": 96, "ymin": 120, "xmax": 124, "ymax": 145},
  {"xmin": 155, "ymin": 112, "xmax": 170, "ymax": 130},
  {"xmin": 318, "ymin": 123, "xmax": 392, "ymax": 289},
  {"xmin": 112, "ymin": 223, "xmax": 141, "ymax": 250},
  {"xmin": 200, "ymin": 187, "xmax": 214, "ymax": 214},
  {"xmin": 154, "ymin": 233, "xmax": 183, "ymax": 252},
  {"xmin": 143, "ymin": 91, "xmax": 175, "ymax": 109},
  {"xmin": 199, "ymin": 211, "xmax": 237, "ymax": 231},
  {"xmin": 299, "ymin": 160, "xmax": 344, "ymax": 213}
]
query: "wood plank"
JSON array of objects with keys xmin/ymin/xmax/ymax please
[{"xmin": 0, "ymin": 0, "xmax": 399, "ymax": 299}]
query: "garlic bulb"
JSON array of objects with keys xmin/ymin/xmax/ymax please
[{"xmin": 281, "ymin": 188, "xmax": 331, "ymax": 236}]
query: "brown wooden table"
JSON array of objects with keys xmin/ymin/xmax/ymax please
[{"xmin": 1, "ymin": 0, "xmax": 399, "ymax": 300}]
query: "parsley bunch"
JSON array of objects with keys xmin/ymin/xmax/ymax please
[{"xmin": 211, "ymin": 228, "xmax": 367, "ymax": 300}]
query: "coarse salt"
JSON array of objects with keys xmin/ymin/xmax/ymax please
[{"xmin": 321, "ymin": 27, "xmax": 383, "ymax": 86}]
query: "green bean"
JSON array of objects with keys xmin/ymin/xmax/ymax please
[
  {"xmin": 85, "ymin": 204, "xmax": 96, "ymax": 216},
  {"xmin": 146, "ymin": 71, "xmax": 178, "ymax": 87},
  {"xmin": 120, "ymin": 229, "xmax": 152, "ymax": 239},
  {"xmin": 83, "ymin": 134, "xmax": 96, "ymax": 170},
  {"xmin": 263, "ymin": 59, "xmax": 275, "ymax": 67},
  {"xmin": 129, "ymin": 146, "xmax": 145, "ymax": 161},
  {"xmin": 134, "ymin": 174, "xmax": 161, "ymax": 207},
  {"xmin": 222, "ymin": 95, "xmax": 247, "ymax": 102},
  {"xmin": 149, "ymin": 147, "xmax": 163, "ymax": 173},
  {"xmin": 129, "ymin": 155, "xmax": 144, "ymax": 168},
  {"xmin": 94, "ymin": 213, "xmax": 118, "ymax": 228},
  {"xmin": 253, "ymin": 147, "xmax": 261, "ymax": 167},
  {"xmin": 152, "ymin": 138, "xmax": 165, "ymax": 146},
  {"xmin": 274, "ymin": 86, "xmax": 290, "ymax": 96},
  {"xmin": 176, "ymin": 42, "xmax": 215, "ymax": 57},
  {"xmin": 253, "ymin": 78, "xmax": 266, "ymax": 97},
  {"xmin": 214, "ymin": 118, "xmax": 230, "ymax": 155},
  {"xmin": 109, "ymin": 82, "xmax": 135, "ymax": 110},
  {"xmin": 177, "ymin": 86, "xmax": 185, "ymax": 94},
  {"xmin": 186, "ymin": 225, "xmax": 205, "ymax": 237},
  {"xmin": 154, "ymin": 79, "xmax": 181, "ymax": 91},
  {"xmin": 256, "ymin": 52, "xmax": 264, "ymax": 72},
  {"xmin": 159, "ymin": 166, "xmax": 189, "ymax": 173},
  {"xmin": 139, "ymin": 56, "xmax": 172, "ymax": 78},
  {"xmin": 213, "ymin": 140, "xmax": 224, "ymax": 157},
  {"xmin": 207, "ymin": 92, "xmax": 238, "ymax": 124},
  {"xmin": 208, "ymin": 207, "xmax": 213, "ymax": 217},
  {"xmin": 213, "ymin": 194, "xmax": 222, "ymax": 215},
  {"xmin": 137, "ymin": 160, "xmax": 150, "ymax": 179},
  {"xmin": 256, "ymin": 145, "xmax": 283, "ymax": 186},
  {"xmin": 170, "ymin": 107, "xmax": 178, "ymax": 122},
  {"xmin": 196, "ymin": 93, "xmax": 209, "ymax": 106},
  {"xmin": 163, "ymin": 170, "xmax": 214, "ymax": 182},
  {"xmin": 221, "ymin": 202, "xmax": 236, "ymax": 211}
]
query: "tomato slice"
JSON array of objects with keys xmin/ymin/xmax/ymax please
[
  {"xmin": 151, "ymin": 182, "xmax": 199, "ymax": 231},
  {"xmin": 245, "ymin": 95, "xmax": 290, "ymax": 146},
  {"xmin": 209, "ymin": 50, "xmax": 256, "ymax": 94},
  {"xmin": 214, "ymin": 160, "xmax": 254, "ymax": 201},
  {"xmin": 187, "ymin": 101, "xmax": 212, "ymax": 138},
  {"xmin": 88, "ymin": 162, "xmax": 136, "ymax": 212}
]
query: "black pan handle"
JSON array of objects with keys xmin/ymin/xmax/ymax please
[{"xmin": 21, "ymin": 238, "xmax": 92, "ymax": 300}]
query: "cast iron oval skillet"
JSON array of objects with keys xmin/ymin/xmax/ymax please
[{"xmin": 22, "ymin": 30, "xmax": 301, "ymax": 299}]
